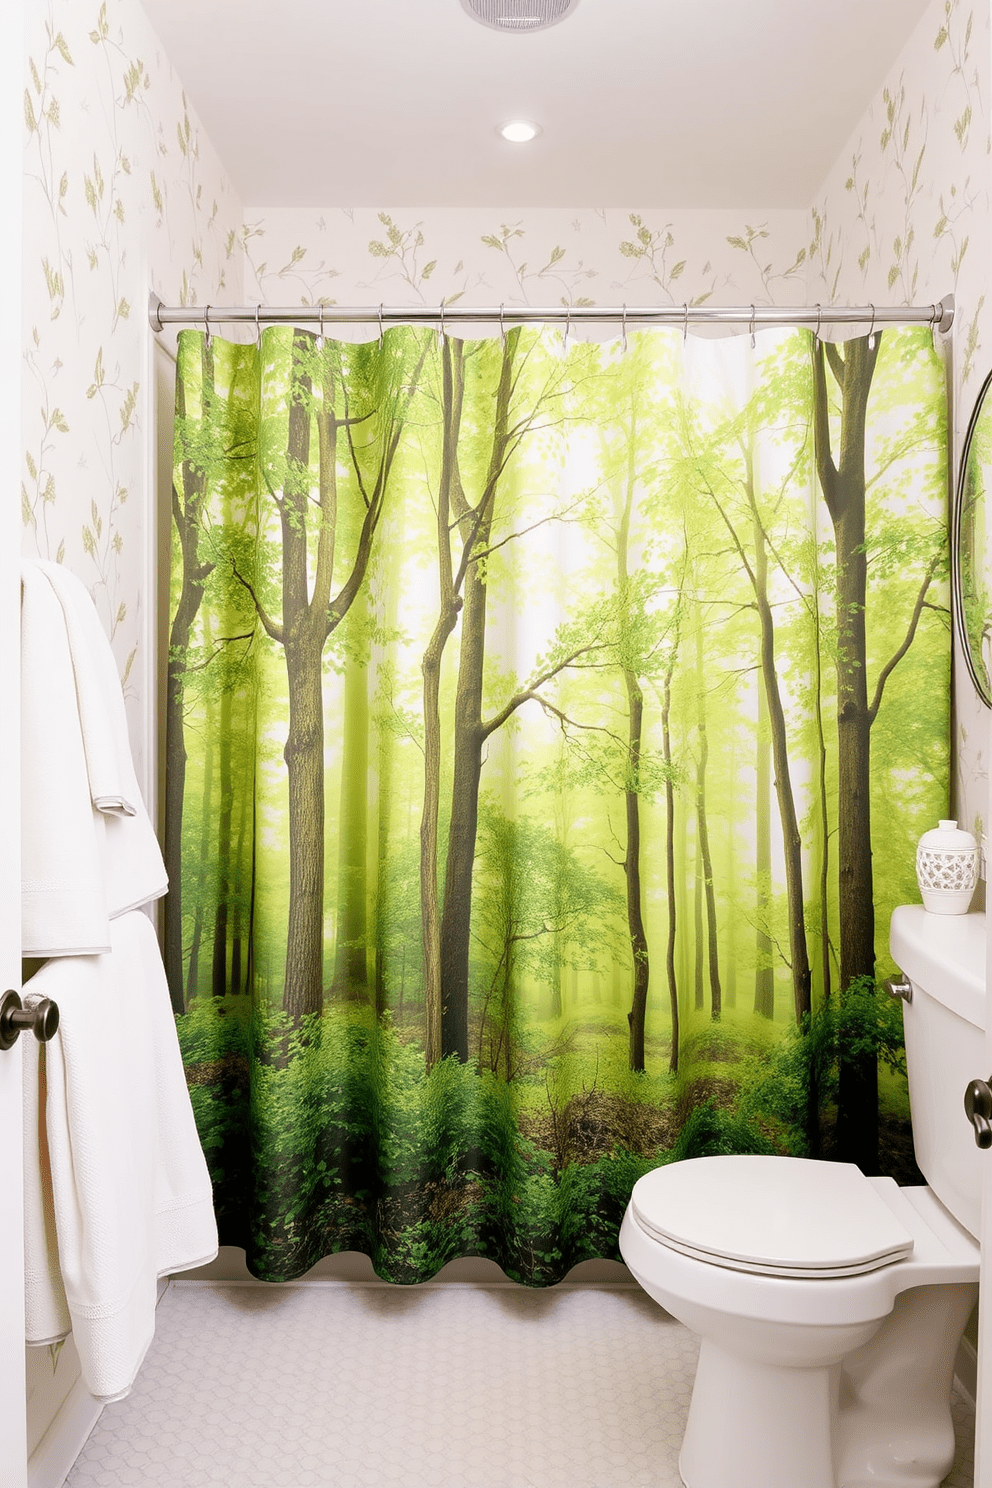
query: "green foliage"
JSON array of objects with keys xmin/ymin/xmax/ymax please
[
  {"xmin": 669, "ymin": 1101, "xmax": 777, "ymax": 1160},
  {"xmin": 743, "ymin": 977, "xmax": 907, "ymax": 1156}
]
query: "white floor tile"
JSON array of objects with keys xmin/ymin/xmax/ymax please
[{"xmin": 63, "ymin": 1278, "xmax": 975, "ymax": 1488}]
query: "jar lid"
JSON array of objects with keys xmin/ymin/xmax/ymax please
[{"xmin": 918, "ymin": 820, "xmax": 978, "ymax": 850}]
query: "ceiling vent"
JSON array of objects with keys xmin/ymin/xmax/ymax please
[{"xmin": 460, "ymin": 0, "xmax": 581, "ymax": 33}]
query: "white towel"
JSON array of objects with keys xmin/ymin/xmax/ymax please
[
  {"xmin": 21, "ymin": 562, "xmax": 112, "ymax": 955},
  {"xmin": 22, "ymin": 912, "xmax": 218, "ymax": 1401},
  {"xmin": 21, "ymin": 560, "xmax": 168, "ymax": 956},
  {"xmin": 22, "ymin": 1030, "xmax": 71, "ymax": 1345},
  {"xmin": 32, "ymin": 559, "xmax": 140, "ymax": 817}
]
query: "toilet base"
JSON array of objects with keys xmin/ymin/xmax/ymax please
[
  {"xmin": 676, "ymin": 1282, "xmax": 978, "ymax": 1488},
  {"xmin": 678, "ymin": 1337, "xmax": 847, "ymax": 1488},
  {"xmin": 835, "ymin": 1281, "xmax": 977, "ymax": 1488}
]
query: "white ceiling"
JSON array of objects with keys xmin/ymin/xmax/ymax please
[{"xmin": 140, "ymin": 0, "xmax": 934, "ymax": 209}]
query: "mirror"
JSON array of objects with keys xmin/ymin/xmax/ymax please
[{"xmin": 954, "ymin": 368, "xmax": 992, "ymax": 708}]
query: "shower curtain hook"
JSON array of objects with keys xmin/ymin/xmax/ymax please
[
  {"xmin": 814, "ymin": 303, "xmax": 822, "ymax": 348},
  {"xmin": 316, "ymin": 304, "xmax": 325, "ymax": 352},
  {"xmin": 437, "ymin": 301, "xmax": 445, "ymax": 348},
  {"xmin": 563, "ymin": 305, "xmax": 571, "ymax": 353},
  {"xmin": 868, "ymin": 304, "xmax": 877, "ymax": 350},
  {"xmin": 749, "ymin": 305, "xmax": 756, "ymax": 350},
  {"xmin": 500, "ymin": 303, "xmax": 506, "ymax": 348},
  {"xmin": 683, "ymin": 303, "xmax": 689, "ymax": 345},
  {"xmin": 621, "ymin": 304, "xmax": 627, "ymax": 354},
  {"xmin": 255, "ymin": 304, "xmax": 262, "ymax": 350},
  {"xmin": 378, "ymin": 304, "xmax": 384, "ymax": 346},
  {"xmin": 204, "ymin": 304, "xmax": 212, "ymax": 348}
]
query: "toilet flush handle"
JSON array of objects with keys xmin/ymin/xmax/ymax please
[
  {"xmin": 883, "ymin": 975, "xmax": 912, "ymax": 1002},
  {"xmin": 964, "ymin": 1077, "xmax": 992, "ymax": 1149}
]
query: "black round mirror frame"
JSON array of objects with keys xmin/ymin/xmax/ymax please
[{"xmin": 953, "ymin": 364, "xmax": 992, "ymax": 709}]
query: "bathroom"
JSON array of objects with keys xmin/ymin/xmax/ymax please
[{"xmin": 3, "ymin": 0, "xmax": 992, "ymax": 1484}]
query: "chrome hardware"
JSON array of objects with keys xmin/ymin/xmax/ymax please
[
  {"xmin": 883, "ymin": 975, "xmax": 912, "ymax": 1003},
  {"xmin": 964, "ymin": 1076, "xmax": 992, "ymax": 1149},
  {"xmin": 0, "ymin": 989, "xmax": 60, "ymax": 1052}
]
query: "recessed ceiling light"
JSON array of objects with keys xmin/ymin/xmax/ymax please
[
  {"xmin": 498, "ymin": 120, "xmax": 541, "ymax": 143},
  {"xmin": 462, "ymin": 0, "xmax": 581, "ymax": 32}
]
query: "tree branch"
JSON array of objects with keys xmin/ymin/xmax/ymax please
[
  {"xmin": 467, "ymin": 498, "xmax": 586, "ymax": 564},
  {"xmin": 867, "ymin": 554, "xmax": 941, "ymax": 726},
  {"xmin": 811, "ymin": 340, "xmax": 840, "ymax": 519},
  {"xmin": 480, "ymin": 642, "xmax": 607, "ymax": 740},
  {"xmin": 230, "ymin": 555, "xmax": 284, "ymax": 644}
]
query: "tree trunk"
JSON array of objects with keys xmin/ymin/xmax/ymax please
[
  {"xmin": 186, "ymin": 707, "xmax": 214, "ymax": 1007},
  {"xmin": 242, "ymin": 331, "xmax": 421, "ymax": 1022},
  {"xmin": 625, "ymin": 672, "xmax": 650, "ymax": 1069},
  {"xmin": 278, "ymin": 338, "xmax": 328, "ymax": 1023},
  {"xmin": 372, "ymin": 521, "xmax": 404, "ymax": 1018},
  {"xmin": 661, "ymin": 637, "xmax": 680, "ymax": 1074},
  {"xmin": 694, "ymin": 614, "xmax": 722, "ymax": 1021},
  {"xmin": 230, "ymin": 725, "xmax": 253, "ymax": 997},
  {"xmin": 693, "ymin": 836, "xmax": 704, "ymax": 1012},
  {"xmin": 616, "ymin": 412, "xmax": 651, "ymax": 1073},
  {"xmin": 748, "ymin": 474, "xmax": 811, "ymax": 1024},
  {"xmin": 211, "ymin": 679, "xmax": 233, "ymax": 997},
  {"xmin": 164, "ymin": 336, "xmax": 216, "ymax": 1012},
  {"xmin": 723, "ymin": 808, "xmax": 737, "ymax": 1011},
  {"xmin": 420, "ymin": 337, "xmax": 465, "ymax": 1068},
  {"xmin": 753, "ymin": 675, "xmax": 775, "ymax": 1018},
  {"xmin": 282, "ymin": 626, "xmax": 327, "ymax": 1022},
  {"xmin": 331, "ymin": 597, "xmax": 370, "ymax": 1001},
  {"xmin": 812, "ymin": 335, "xmax": 880, "ymax": 1171},
  {"xmin": 438, "ymin": 336, "xmax": 517, "ymax": 1063}
]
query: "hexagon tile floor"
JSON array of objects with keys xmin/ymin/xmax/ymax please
[{"xmin": 64, "ymin": 1278, "xmax": 976, "ymax": 1488}]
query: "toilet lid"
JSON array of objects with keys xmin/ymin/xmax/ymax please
[{"xmin": 631, "ymin": 1156, "xmax": 915, "ymax": 1279}]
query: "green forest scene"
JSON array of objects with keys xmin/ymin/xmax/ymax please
[{"xmin": 166, "ymin": 322, "xmax": 949, "ymax": 1285}]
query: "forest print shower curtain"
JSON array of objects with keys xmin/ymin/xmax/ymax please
[{"xmin": 166, "ymin": 323, "xmax": 948, "ymax": 1284}]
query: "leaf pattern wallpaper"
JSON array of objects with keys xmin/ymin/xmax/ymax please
[
  {"xmin": 21, "ymin": 0, "xmax": 243, "ymax": 793},
  {"xmin": 809, "ymin": 0, "xmax": 992, "ymax": 839}
]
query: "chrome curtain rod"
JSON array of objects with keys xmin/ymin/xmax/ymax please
[{"xmin": 149, "ymin": 293, "xmax": 955, "ymax": 335}]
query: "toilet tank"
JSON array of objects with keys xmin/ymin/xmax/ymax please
[{"xmin": 889, "ymin": 905, "xmax": 986, "ymax": 1238}]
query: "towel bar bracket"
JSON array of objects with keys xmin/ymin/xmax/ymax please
[{"xmin": 0, "ymin": 989, "xmax": 60, "ymax": 1051}]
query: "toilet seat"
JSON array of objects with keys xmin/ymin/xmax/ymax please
[{"xmin": 631, "ymin": 1155, "xmax": 915, "ymax": 1279}]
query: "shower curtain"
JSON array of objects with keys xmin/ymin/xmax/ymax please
[{"xmin": 165, "ymin": 322, "xmax": 948, "ymax": 1283}]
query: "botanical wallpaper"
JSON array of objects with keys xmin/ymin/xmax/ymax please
[
  {"xmin": 808, "ymin": 0, "xmax": 992, "ymax": 844},
  {"xmin": 241, "ymin": 207, "xmax": 810, "ymax": 326},
  {"xmin": 20, "ymin": 0, "xmax": 243, "ymax": 792}
]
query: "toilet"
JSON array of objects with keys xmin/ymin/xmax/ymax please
[{"xmin": 619, "ymin": 905, "xmax": 985, "ymax": 1488}]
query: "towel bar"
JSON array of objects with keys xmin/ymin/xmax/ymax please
[{"xmin": 0, "ymin": 989, "xmax": 59, "ymax": 1050}]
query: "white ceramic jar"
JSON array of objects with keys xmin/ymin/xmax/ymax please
[{"xmin": 916, "ymin": 820, "xmax": 979, "ymax": 914}]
